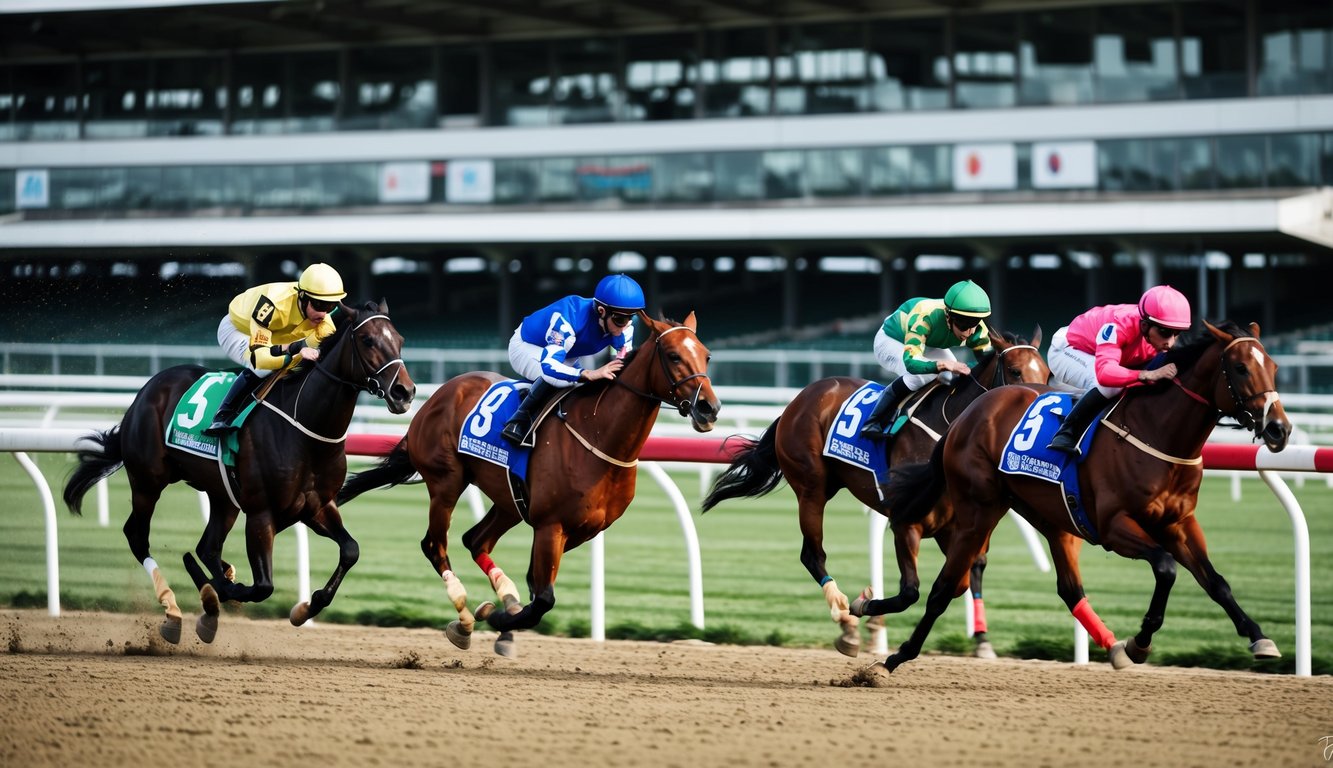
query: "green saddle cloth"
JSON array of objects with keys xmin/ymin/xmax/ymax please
[{"xmin": 163, "ymin": 371, "xmax": 258, "ymax": 467}]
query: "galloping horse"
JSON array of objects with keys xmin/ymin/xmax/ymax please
[
  {"xmin": 63, "ymin": 300, "xmax": 415, "ymax": 644},
  {"xmin": 701, "ymin": 327, "xmax": 1048, "ymax": 657},
  {"xmin": 878, "ymin": 320, "xmax": 1290, "ymax": 672},
  {"xmin": 337, "ymin": 311, "xmax": 719, "ymax": 656}
]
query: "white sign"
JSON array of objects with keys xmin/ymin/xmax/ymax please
[
  {"xmin": 16, "ymin": 169, "xmax": 50, "ymax": 209},
  {"xmin": 446, "ymin": 159, "xmax": 495, "ymax": 204},
  {"xmin": 1032, "ymin": 141, "xmax": 1098, "ymax": 189},
  {"xmin": 379, "ymin": 162, "xmax": 430, "ymax": 203},
  {"xmin": 953, "ymin": 144, "xmax": 1016, "ymax": 191}
]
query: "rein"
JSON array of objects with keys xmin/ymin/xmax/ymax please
[
  {"xmin": 918, "ymin": 342, "xmax": 1038, "ymax": 436},
  {"xmin": 281, "ymin": 312, "xmax": 404, "ymax": 442},
  {"xmin": 613, "ymin": 325, "xmax": 711, "ymax": 417},
  {"xmin": 1108, "ymin": 334, "xmax": 1271, "ymax": 464}
]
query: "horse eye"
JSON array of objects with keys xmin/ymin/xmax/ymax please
[{"xmin": 668, "ymin": 353, "xmax": 682, "ymax": 364}]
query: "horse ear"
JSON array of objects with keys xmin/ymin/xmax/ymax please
[
  {"xmin": 1248, "ymin": 322, "xmax": 1261, "ymax": 339},
  {"xmin": 1031, "ymin": 323, "xmax": 1042, "ymax": 348},
  {"xmin": 1203, "ymin": 319, "xmax": 1230, "ymax": 341},
  {"xmin": 379, "ymin": 297, "xmax": 389, "ymax": 314},
  {"xmin": 684, "ymin": 311, "xmax": 697, "ymax": 331}
]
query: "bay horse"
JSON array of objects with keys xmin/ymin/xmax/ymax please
[
  {"xmin": 63, "ymin": 300, "xmax": 415, "ymax": 644},
  {"xmin": 336, "ymin": 311, "xmax": 719, "ymax": 657},
  {"xmin": 878, "ymin": 320, "xmax": 1290, "ymax": 672},
  {"xmin": 701, "ymin": 327, "xmax": 1048, "ymax": 658}
]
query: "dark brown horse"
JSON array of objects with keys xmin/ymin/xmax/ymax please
[
  {"xmin": 337, "ymin": 311, "xmax": 719, "ymax": 657},
  {"xmin": 878, "ymin": 320, "xmax": 1290, "ymax": 672},
  {"xmin": 63, "ymin": 300, "xmax": 416, "ymax": 644},
  {"xmin": 700, "ymin": 327, "xmax": 1048, "ymax": 658}
]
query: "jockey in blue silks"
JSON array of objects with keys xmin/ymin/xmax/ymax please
[{"xmin": 500, "ymin": 273, "xmax": 647, "ymax": 446}]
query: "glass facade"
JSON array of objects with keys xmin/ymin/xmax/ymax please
[
  {"xmin": 2, "ymin": 5, "xmax": 1332, "ymax": 138},
  {"xmin": 13, "ymin": 131, "xmax": 1329, "ymax": 217}
]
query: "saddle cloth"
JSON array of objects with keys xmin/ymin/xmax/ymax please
[{"xmin": 997, "ymin": 391, "xmax": 1101, "ymax": 543}]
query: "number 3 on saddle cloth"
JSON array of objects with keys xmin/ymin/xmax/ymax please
[
  {"xmin": 458, "ymin": 380, "xmax": 553, "ymax": 520},
  {"xmin": 998, "ymin": 391, "xmax": 1103, "ymax": 543},
  {"xmin": 822, "ymin": 382, "xmax": 893, "ymax": 499},
  {"xmin": 163, "ymin": 371, "xmax": 261, "ymax": 504}
]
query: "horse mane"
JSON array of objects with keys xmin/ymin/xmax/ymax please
[
  {"xmin": 272, "ymin": 301, "xmax": 369, "ymax": 383},
  {"xmin": 1160, "ymin": 320, "xmax": 1251, "ymax": 373},
  {"xmin": 562, "ymin": 315, "xmax": 684, "ymax": 397}
]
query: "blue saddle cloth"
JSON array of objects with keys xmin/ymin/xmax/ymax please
[
  {"xmin": 821, "ymin": 382, "xmax": 892, "ymax": 497},
  {"xmin": 457, "ymin": 380, "xmax": 534, "ymax": 485},
  {"xmin": 997, "ymin": 391, "xmax": 1101, "ymax": 543}
]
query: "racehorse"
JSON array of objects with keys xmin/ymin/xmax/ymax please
[
  {"xmin": 336, "ymin": 311, "xmax": 719, "ymax": 657},
  {"xmin": 63, "ymin": 300, "xmax": 415, "ymax": 644},
  {"xmin": 877, "ymin": 320, "xmax": 1290, "ymax": 672},
  {"xmin": 700, "ymin": 326, "xmax": 1048, "ymax": 658}
]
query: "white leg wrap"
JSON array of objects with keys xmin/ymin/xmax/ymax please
[
  {"xmin": 441, "ymin": 570, "xmax": 469, "ymax": 612},
  {"xmin": 488, "ymin": 568, "xmax": 521, "ymax": 611},
  {"xmin": 146, "ymin": 561, "xmax": 181, "ymax": 621},
  {"xmin": 822, "ymin": 579, "xmax": 849, "ymax": 623}
]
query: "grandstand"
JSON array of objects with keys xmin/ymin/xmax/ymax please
[{"xmin": 2, "ymin": 0, "xmax": 1333, "ymax": 382}]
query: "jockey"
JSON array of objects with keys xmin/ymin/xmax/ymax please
[
  {"xmin": 203, "ymin": 262, "xmax": 346, "ymax": 436},
  {"xmin": 1045, "ymin": 284, "xmax": 1192, "ymax": 456},
  {"xmin": 500, "ymin": 273, "xmax": 646, "ymax": 446},
  {"xmin": 860, "ymin": 279, "xmax": 993, "ymax": 440}
]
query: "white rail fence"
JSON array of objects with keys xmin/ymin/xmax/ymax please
[{"xmin": 2, "ymin": 379, "xmax": 1328, "ymax": 675}]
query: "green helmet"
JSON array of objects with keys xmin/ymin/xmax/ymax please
[{"xmin": 944, "ymin": 280, "xmax": 991, "ymax": 318}]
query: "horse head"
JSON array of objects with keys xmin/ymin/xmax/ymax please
[
  {"xmin": 632, "ymin": 310, "xmax": 720, "ymax": 432},
  {"xmin": 1204, "ymin": 320, "xmax": 1290, "ymax": 452},
  {"xmin": 983, "ymin": 324, "xmax": 1049, "ymax": 387},
  {"xmin": 332, "ymin": 299, "xmax": 417, "ymax": 414}
]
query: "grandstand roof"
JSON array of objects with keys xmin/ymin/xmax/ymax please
[{"xmin": 5, "ymin": 0, "xmax": 1089, "ymax": 58}]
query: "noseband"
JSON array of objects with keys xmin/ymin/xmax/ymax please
[
  {"xmin": 615, "ymin": 325, "xmax": 711, "ymax": 417},
  {"xmin": 990, "ymin": 344, "xmax": 1039, "ymax": 388}
]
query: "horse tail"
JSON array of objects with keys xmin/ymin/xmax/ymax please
[
  {"xmin": 337, "ymin": 437, "xmax": 415, "ymax": 505},
  {"xmin": 62, "ymin": 426, "xmax": 124, "ymax": 517},
  {"xmin": 883, "ymin": 437, "xmax": 948, "ymax": 525},
  {"xmin": 700, "ymin": 418, "xmax": 784, "ymax": 513}
]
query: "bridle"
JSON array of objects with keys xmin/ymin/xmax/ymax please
[
  {"xmin": 613, "ymin": 324, "xmax": 711, "ymax": 417},
  {"xmin": 1163, "ymin": 336, "xmax": 1275, "ymax": 440},
  {"xmin": 989, "ymin": 343, "xmax": 1041, "ymax": 389},
  {"xmin": 311, "ymin": 313, "xmax": 407, "ymax": 400}
]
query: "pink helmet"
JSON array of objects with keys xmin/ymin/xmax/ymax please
[{"xmin": 1138, "ymin": 285, "xmax": 1191, "ymax": 330}]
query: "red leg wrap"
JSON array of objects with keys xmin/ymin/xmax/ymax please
[
  {"xmin": 972, "ymin": 598, "xmax": 988, "ymax": 635},
  {"xmin": 1071, "ymin": 597, "xmax": 1116, "ymax": 649},
  {"xmin": 474, "ymin": 553, "xmax": 496, "ymax": 574}
]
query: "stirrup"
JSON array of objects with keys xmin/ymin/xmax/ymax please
[
  {"xmin": 202, "ymin": 418, "xmax": 236, "ymax": 437},
  {"xmin": 1047, "ymin": 433, "xmax": 1080, "ymax": 456},
  {"xmin": 500, "ymin": 421, "xmax": 529, "ymax": 446}
]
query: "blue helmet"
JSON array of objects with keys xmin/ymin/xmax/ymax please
[{"xmin": 594, "ymin": 274, "xmax": 645, "ymax": 312}]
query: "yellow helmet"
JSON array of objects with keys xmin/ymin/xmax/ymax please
[{"xmin": 297, "ymin": 263, "xmax": 346, "ymax": 301}]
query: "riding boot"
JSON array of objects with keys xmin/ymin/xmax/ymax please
[
  {"xmin": 1046, "ymin": 388, "xmax": 1113, "ymax": 456},
  {"xmin": 501, "ymin": 379, "xmax": 557, "ymax": 446},
  {"xmin": 859, "ymin": 378, "xmax": 912, "ymax": 441},
  {"xmin": 203, "ymin": 369, "xmax": 262, "ymax": 436}
]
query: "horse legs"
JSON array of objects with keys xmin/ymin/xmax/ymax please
[
  {"xmin": 966, "ymin": 543, "xmax": 997, "ymax": 660},
  {"xmin": 418, "ymin": 475, "xmax": 483, "ymax": 650},
  {"xmin": 182, "ymin": 497, "xmax": 240, "ymax": 643},
  {"xmin": 288, "ymin": 503, "xmax": 359, "ymax": 627},
  {"xmin": 1160, "ymin": 515, "xmax": 1279, "ymax": 660},
  {"xmin": 483, "ymin": 523, "xmax": 565, "ymax": 636},
  {"xmin": 852, "ymin": 523, "xmax": 923, "ymax": 616},
  {"xmin": 794, "ymin": 491, "xmax": 860, "ymax": 656},
  {"xmin": 1092, "ymin": 514, "xmax": 1177, "ymax": 667},
  {"xmin": 121, "ymin": 478, "xmax": 182, "ymax": 644},
  {"xmin": 883, "ymin": 519, "xmax": 991, "ymax": 672},
  {"xmin": 1045, "ymin": 531, "xmax": 1131, "ymax": 665}
]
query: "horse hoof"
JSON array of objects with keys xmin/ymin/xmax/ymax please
[
  {"xmin": 494, "ymin": 631, "xmax": 517, "ymax": 659},
  {"xmin": 199, "ymin": 583, "xmax": 220, "ymax": 617},
  {"xmin": 445, "ymin": 620, "xmax": 472, "ymax": 650},
  {"xmin": 1125, "ymin": 637, "xmax": 1152, "ymax": 664},
  {"xmin": 1108, "ymin": 640, "xmax": 1136, "ymax": 670},
  {"xmin": 848, "ymin": 587, "xmax": 873, "ymax": 618},
  {"xmin": 1250, "ymin": 638, "xmax": 1281, "ymax": 659},
  {"xmin": 196, "ymin": 613, "xmax": 218, "ymax": 644},
  {"xmin": 159, "ymin": 616, "xmax": 182, "ymax": 645},
  {"xmin": 973, "ymin": 640, "xmax": 997, "ymax": 660},
  {"xmin": 475, "ymin": 601, "xmax": 496, "ymax": 622},
  {"xmin": 290, "ymin": 602, "xmax": 311, "ymax": 627},
  {"xmin": 834, "ymin": 632, "xmax": 860, "ymax": 658}
]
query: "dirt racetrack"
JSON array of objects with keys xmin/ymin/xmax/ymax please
[{"xmin": 2, "ymin": 609, "xmax": 1330, "ymax": 767}]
